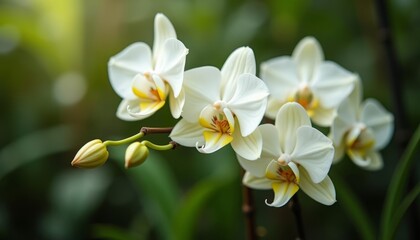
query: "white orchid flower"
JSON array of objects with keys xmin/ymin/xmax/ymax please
[
  {"xmin": 108, "ymin": 13, "xmax": 188, "ymax": 120},
  {"xmin": 330, "ymin": 78, "xmax": 394, "ymax": 170},
  {"xmin": 260, "ymin": 36, "xmax": 357, "ymax": 127},
  {"xmin": 170, "ymin": 47, "xmax": 269, "ymax": 160},
  {"xmin": 238, "ymin": 102, "xmax": 336, "ymax": 207}
]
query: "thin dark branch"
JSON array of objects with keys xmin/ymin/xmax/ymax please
[
  {"xmin": 242, "ymin": 171, "xmax": 257, "ymax": 240},
  {"xmin": 289, "ymin": 195, "xmax": 305, "ymax": 240},
  {"xmin": 373, "ymin": 0, "xmax": 418, "ymax": 238},
  {"xmin": 140, "ymin": 127, "xmax": 173, "ymax": 134}
]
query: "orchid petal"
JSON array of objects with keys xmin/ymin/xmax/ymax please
[
  {"xmin": 226, "ymin": 73, "xmax": 269, "ymax": 136},
  {"xmin": 127, "ymin": 100, "xmax": 166, "ymax": 120},
  {"xmin": 275, "ymin": 102, "xmax": 311, "ymax": 154},
  {"xmin": 236, "ymin": 124, "xmax": 278, "ymax": 177},
  {"xmin": 198, "ymin": 131, "xmax": 233, "ymax": 154},
  {"xmin": 331, "ymin": 99, "xmax": 357, "ymax": 145},
  {"xmin": 242, "ymin": 171, "xmax": 272, "ymax": 190},
  {"xmin": 182, "ymin": 67, "xmax": 221, "ymax": 121},
  {"xmin": 155, "ymin": 38, "xmax": 188, "ymax": 97},
  {"xmin": 347, "ymin": 148, "xmax": 372, "ymax": 168},
  {"xmin": 131, "ymin": 73, "xmax": 168, "ymax": 107},
  {"xmin": 332, "ymin": 142, "xmax": 346, "ymax": 164},
  {"xmin": 237, "ymin": 153, "xmax": 273, "ymax": 178},
  {"xmin": 169, "ymin": 88, "xmax": 185, "ymax": 119},
  {"xmin": 116, "ymin": 99, "xmax": 140, "ymax": 121},
  {"xmin": 221, "ymin": 47, "xmax": 256, "ymax": 97},
  {"xmin": 153, "ymin": 13, "xmax": 177, "ymax": 63},
  {"xmin": 361, "ymin": 99, "xmax": 394, "ymax": 150},
  {"xmin": 364, "ymin": 151, "xmax": 384, "ymax": 171},
  {"xmin": 259, "ymin": 124, "xmax": 282, "ymax": 158},
  {"xmin": 266, "ymin": 181, "xmax": 299, "ymax": 208},
  {"xmin": 231, "ymin": 125, "xmax": 262, "ymax": 160},
  {"xmin": 260, "ymin": 56, "xmax": 301, "ymax": 100},
  {"xmin": 108, "ymin": 42, "xmax": 152, "ymax": 99},
  {"xmin": 349, "ymin": 76, "xmax": 363, "ymax": 111},
  {"xmin": 299, "ymin": 168, "xmax": 336, "ymax": 205},
  {"xmin": 292, "ymin": 37, "xmax": 324, "ymax": 83},
  {"xmin": 265, "ymin": 98, "xmax": 285, "ymax": 120},
  {"xmin": 311, "ymin": 61, "xmax": 356, "ymax": 109},
  {"xmin": 310, "ymin": 105, "xmax": 337, "ymax": 127},
  {"xmin": 170, "ymin": 119, "xmax": 204, "ymax": 147},
  {"xmin": 292, "ymin": 126, "xmax": 334, "ymax": 183}
]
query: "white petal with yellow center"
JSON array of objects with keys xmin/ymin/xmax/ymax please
[
  {"xmin": 197, "ymin": 106, "xmax": 234, "ymax": 154},
  {"xmin": 265, "ymin": 161, "xmax": 300, "ymax": 207}
]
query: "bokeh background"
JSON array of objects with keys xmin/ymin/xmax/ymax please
[{"xmin": 0, "ymin": 0, "xmax": 419, "ymax": 239}]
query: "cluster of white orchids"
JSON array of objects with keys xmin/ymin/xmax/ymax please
[{"xmin": 72, "ymin": 13, "xmax": 394, "ymax": 208}]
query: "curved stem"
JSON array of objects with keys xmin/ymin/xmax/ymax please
[
  {"xmin": 141, "ymin": 140, "xmax": 177, "ymax": 151},
  {"xmin": 103, "ymin": 132, "xmax": 144, "ymax": 146}
]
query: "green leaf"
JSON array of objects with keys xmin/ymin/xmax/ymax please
[
  {"xmin": 380, "ymin": 124, "xmax": 420, "ymax": 240},
  {"xmin": 389, "ymin": 183, "xmax": 420, "ymax": 237},
  {"xmin": 0, "ymin": 125, "xmax": 73, "ymax": 180},
  {"xmin": 334, "ymin": 176, "xmax": 375, "ymax": 240},
  {"xmin": 172, "ymin": 176, "xmax": 232, "ymax": 240},
  {"xmin": 111, "ymin": 150, "xmax": 180, "ymax": 240},
  {"xmin": 92, "ymin": 224, "xmax": 137, "ymax": 240}
]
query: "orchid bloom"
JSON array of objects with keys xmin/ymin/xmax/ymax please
[
  {"xmin": 260, "ymin": 36, "xmax": 357, "ymax": 126},
  {"xmin": 330, "ymin": 78, "xmax": 394, "ymax": 170},
  {"xmin": 238, "ymin": 102, "xmax": 336, "ymax": 207},
  {"xmin": 170, "ymin": 47, "xmax": 269, "ymax": 160},
  {"xmin": 108, "ymin": 13, "xmax": 188, "ymax": 120}
]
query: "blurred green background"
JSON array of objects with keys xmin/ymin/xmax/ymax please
[{"xmin": 0, "ymin": 0, "xmax": 419, "ymax": 239}]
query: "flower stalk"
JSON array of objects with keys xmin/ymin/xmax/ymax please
[{"xmin": 241, "ymin": 170, "xmax": 256, "ymax": 240}]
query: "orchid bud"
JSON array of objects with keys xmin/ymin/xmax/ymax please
[
  {"xmin": 125, "ymin": 142, "xmax": 149, "ymax": 169},
  {"xmin": 71, "ymin": 139, "xmax": 109, "ymax": 168}
]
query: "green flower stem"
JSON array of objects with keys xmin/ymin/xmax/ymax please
[
  {"xmin": 102, "ymin": 127, "xmax": 174, "ymax": 147},
  {"xmin": 380, "ymin": 124, "xmax": 420, "ymax": 240},
  {"xmin": 103, "ymin": 132, "xmax": 145, "ymax": 146},
  {"xmin": 141, "ymin": 140, "xmax": 176, "ymax": 151}
]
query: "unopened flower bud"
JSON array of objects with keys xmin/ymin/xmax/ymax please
[
  {"xmin": 125, "ymin": 142, "xmax": 149, "ymax": 169},
  {"xmin": 71, "ymin": 139, "xmax": 109, "ymax": 168}
]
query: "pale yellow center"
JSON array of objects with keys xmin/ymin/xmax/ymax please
[
  {"xmin": 288, "ymin": 85, "xmax": 319, "ymax": 117},
  {"xmin": 346, "ymin": 126, "xmax": 376, "ymax": 158}
]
